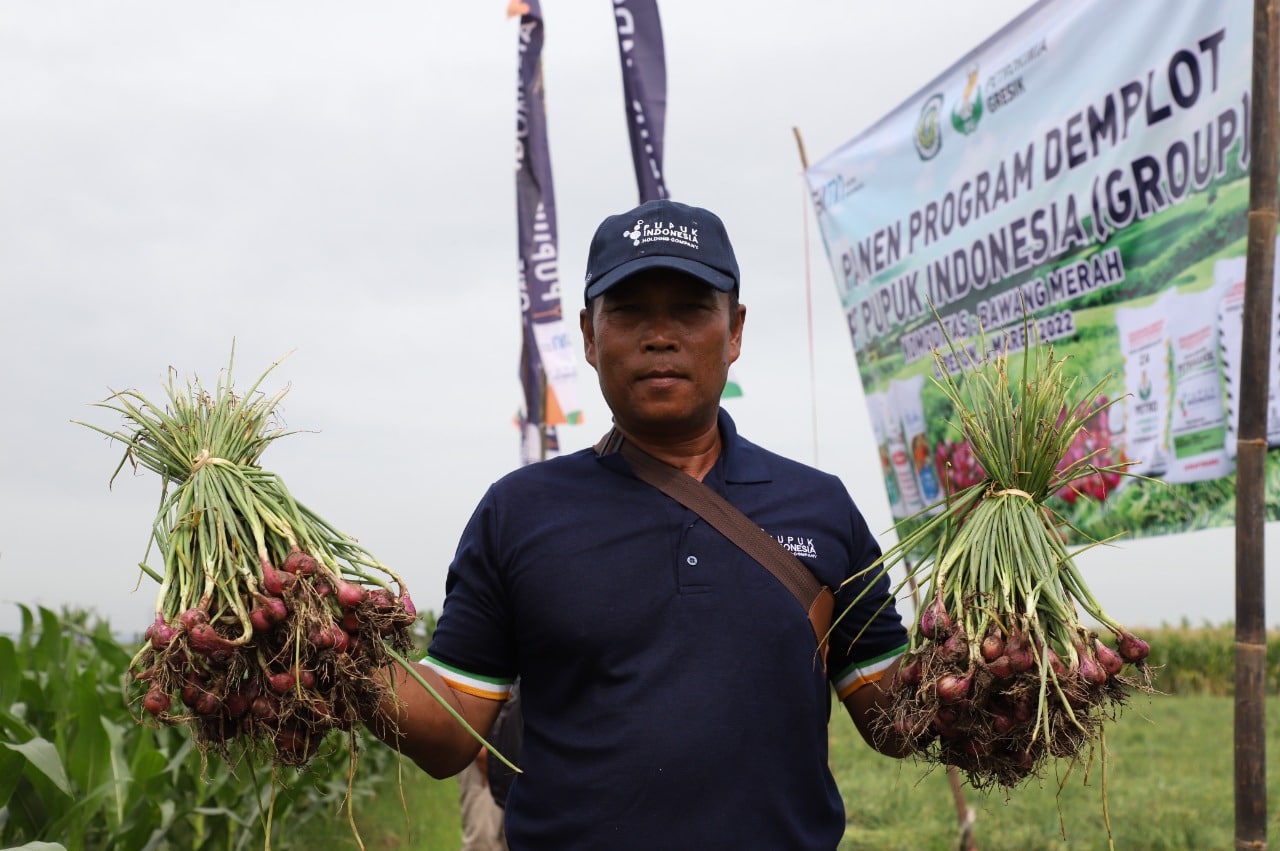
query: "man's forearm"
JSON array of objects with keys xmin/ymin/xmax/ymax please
[
  {"xmin": 365, "ymin": 661, "xmax": 503, "ymax": 778},
  {"xmin": 842, "ymin": 657, "xmax": 916, "ymax": 759}
]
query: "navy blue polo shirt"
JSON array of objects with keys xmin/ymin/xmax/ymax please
[{"xmin": 427, "ymin": 409, "xmax": 907, "ymax": 850}]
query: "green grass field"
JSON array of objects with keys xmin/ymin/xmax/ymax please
[
  {"xmin": 307, "ymin": 693, "xmax": 1278, "ymax": 850},
  {"xmin": 833, "ymin": 693, "xmax": 1279, "ymax": 850}
]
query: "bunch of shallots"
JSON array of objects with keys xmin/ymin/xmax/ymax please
[
  {"xmin": 845, "ymin": 328, "xmax": 1153, "ymax": 790},
  {"xmin": 78, "ymin": 351, "xmax": 482, "ymax": 772}
]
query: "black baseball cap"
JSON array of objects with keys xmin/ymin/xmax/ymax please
[{"xmin": 583, "ymin": 199, "xmax": 740, "ymax": 302}]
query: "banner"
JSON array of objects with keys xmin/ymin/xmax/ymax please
[
  {"xmin": 613, "ymin": 0, "xmax": 669, "ymax": 202},
  {"xmin": 517, "ymin": 341, "xmax": 561, "ymax": 465},
  {"xmin": 806, "ymin": 0, "xmax": 1278, "ymax": 541},
  {"xmin": 515, "ymin": 0, "xmax": 581, "ymax": 464}
]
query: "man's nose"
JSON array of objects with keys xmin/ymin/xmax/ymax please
[{"xmin": 641, "ymin": 314, "xmax": 679, "ymax": 350}]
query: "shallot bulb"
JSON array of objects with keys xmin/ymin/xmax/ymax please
[
  {"xmin": 283, "ymin": 549, "xmax": 320, "ymax": 577},
  {"xmin": 1095, "ymin": 639, "xmax": 1124, "ymax": 675},
  {"xmin": 895, "ymin": 656, "xmax": 923, "ymax": 689},
  {"xmin": 262, "ymin": 563, "xmax": 297, "ymax": 597},
  {"xmin": 942, "ymin": 628, "xmax": 970, "ymax": 663},
  {"xmin": 986, "ymin": 655, "xmax": 1014, "ymax": 679},
  {"xmin": 145, "ymin": 616, "xmax": 177, "ymax": 649},
  {"xmin": 142, "ymin": 685, "xmax": 171, "ymax": 716},
  {"xmin": 1118, "ymin": 631, "xmax": 1150, "ymax": 663},
  {"xmin": 936, "ymin": 671, "xmax": 972, "ymax": 704},
  {"xmin": 919, "ymin": 594, "xmax": 953, "ymax": 640},
  {"xmin": 335, "ymin": 580, "xmax": 367, "ymax": 610},
  {"xmin": 1076, "ymin": 645, "xmax": 1108, "ymax": 685},
  {"xmin": 980, "ymin": 631, "xmax": 1005, "ymax": 662}
]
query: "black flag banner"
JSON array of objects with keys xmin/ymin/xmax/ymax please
[
  {"xmin": 613, "ymin": 0, "xmax": 668, "ymax": 202},
  {"xmin": 515, "ymin": 0, "xmax": 580, "ymax": 463}
]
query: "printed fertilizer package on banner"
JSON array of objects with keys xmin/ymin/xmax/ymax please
[
  {"xmin": 867, "ymin": 391, "xmax": 911, "ymax": 519},
  {"xmin": 1165, "ymin": 285, "xmax": 1233, "ymax": 484},
  {"xmin": 1114, "ymin": 291, "xmax": 1174, "ymax": 476},
  {"xmin": 878, "ymin": 389, "xmax": 927, "ymax": 517},
  {"xmin": 890, "ymin": 375, "xmax": 944, "ymax": 514}
]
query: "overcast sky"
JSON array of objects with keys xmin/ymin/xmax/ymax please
[{"xmin": 2, "ymin": 1, "xmax": 1275, "ymax": 637}]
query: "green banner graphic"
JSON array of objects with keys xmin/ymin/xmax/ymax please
[{"xmin": 805, "ymin": 0, "xmax": 1278, "ymax": 542}]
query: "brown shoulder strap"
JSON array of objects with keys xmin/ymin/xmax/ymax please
[{"xmin": 596, "ymin": 428, "xmax": 834, "ymax": 663}]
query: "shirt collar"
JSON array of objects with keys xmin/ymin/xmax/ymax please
[{"xmin": 714, "ymin": 408, "xmax": 771, "ymax": 485}]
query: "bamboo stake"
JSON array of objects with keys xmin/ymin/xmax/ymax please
[
  {"xmin": 792, "ymin": 126, "xmax": 822, "ymax": 466},
  {"xmin": 1236, "ymin": 1, "xmax": 1276, "ymax": 848},
  {"xmin": 540, "ymin": 370, "xmax": 550, "ymax": 462}
]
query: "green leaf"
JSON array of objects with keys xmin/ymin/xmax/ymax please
[
  {"xmin": 110, "ymin": 799, "xmax": 172, "ymax": 851},
  {"xmin": 0, "ymin": 744, "xmax": 27, "ymax": 807},
  {"xmin": 16, "ymin": 602, "xmax": 36, "ymax": 648},
  {"xmin": 2, "ymin": 737, "xmax": 73, "ymax": 796},
  {"xmin": 0, "ymin": 703, "xmax": 38, "ymax": 741},
  {"xmin": 65, "ymin": 667, "xmax": 111, "ymax": 798},
  {"xmin": 124, "ymin": 729, "xmax": 169, "ymax": 786},
  {"xmin": 0, "ymin": 635, "xmax": 20, "ymax": 706},
  {"xmin": 5, "ymin": 775, "xmax": 53, "ymax": 840},
  {"xmin": 39, "ymin": 779, "xmax": 125, "ymax": 846},
  {"xmin": 34, "ymin": 608, "xmax": 66, "ymax": 672},
  {"xmin": 100, "ymin": 716, "xmax": 133, "ymax": 827}
]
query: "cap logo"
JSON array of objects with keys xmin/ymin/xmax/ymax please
[{"xmin": 623, "ymin": 218, "xmax": 700, "ymax": 251}]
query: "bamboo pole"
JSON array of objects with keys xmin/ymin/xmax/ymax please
[
  {"xmin": 1235, "ymin": 1, "xmax": 1276, "ymax": 848},
  {"xmin": 541, "ymin": 371, "xmax": 551, "ymax": 462},
  {"xmin": 791, "ymin": 127, "xmax": 823, "ymax": 466}
]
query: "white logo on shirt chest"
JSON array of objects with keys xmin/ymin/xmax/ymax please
[{"xmin": 774, "ymin": 534, "xmax": 818, "ymax": 559}]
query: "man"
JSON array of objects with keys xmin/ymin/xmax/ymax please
[{"xmin": 371, "ymin": 199, "xmax": 910, "ymax": 849}]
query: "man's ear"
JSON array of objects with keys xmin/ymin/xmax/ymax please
[
  {"xmin": 728, "ymin": 303, "xmax": 746, "ymax": 364},
  {"xmin": 580, "ymin": 307, "xmax": 598, "ymax": 369}
]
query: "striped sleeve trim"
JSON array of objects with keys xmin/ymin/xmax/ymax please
[
  {"xmin": 833, "ymin": 643, "xmax": 908, "ymax": 701},
  {"xmin": 423, "ymin": 656, "xmax": 515, "ymax": 701}
]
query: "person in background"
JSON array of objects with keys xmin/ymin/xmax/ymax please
[
  {"xmin": 458, "ymin": 747, "xmax": 506, "ymax": 851},
  {"xmin": 483, "ymin": 679, "xmax": 521, "ymax": 811},
  {"xmin": 367, "ymin": 199, "xmax": 912, "ymax": 850}
]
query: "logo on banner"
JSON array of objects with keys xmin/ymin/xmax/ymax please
[
  {"xmin": 984, "ymin": 38, "xmax": 1047, "ymax": 116},
  {"xmin": 913, "ymin": 93, "xmax": 944, "ymax": 160},
  {"xmin": 950, "ymin": 66, "xmax": 984, "ymax": 135}
]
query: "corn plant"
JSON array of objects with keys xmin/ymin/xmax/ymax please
[{"xmin": 0, "ymin": 604, "xmax": 397, "ymax": 850}]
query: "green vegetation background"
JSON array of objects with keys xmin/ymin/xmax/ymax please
[{"xmin": 3, "ymin": 607, "xmax": 1277, "ymax": 850}]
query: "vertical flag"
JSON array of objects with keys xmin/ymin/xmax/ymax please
[
  {"xmin": 515, "ymin": 0, "xmax": 581, "ymax": 463},
  {"xmin": 613, "ymin": 0, "xmax": 743, "ymax": 398},
  {"xmin": 612, "ymin": 0, "xmax": 668, "ymax": 203}
]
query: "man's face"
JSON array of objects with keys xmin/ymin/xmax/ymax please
[{"xmin": 581, "ymin": 270, "xmax": 745, "ymax": 441}]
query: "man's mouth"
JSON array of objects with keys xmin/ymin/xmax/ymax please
[{"xmin": 637, "ymin": 369, "xmax": 687, "ymax": 386}]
